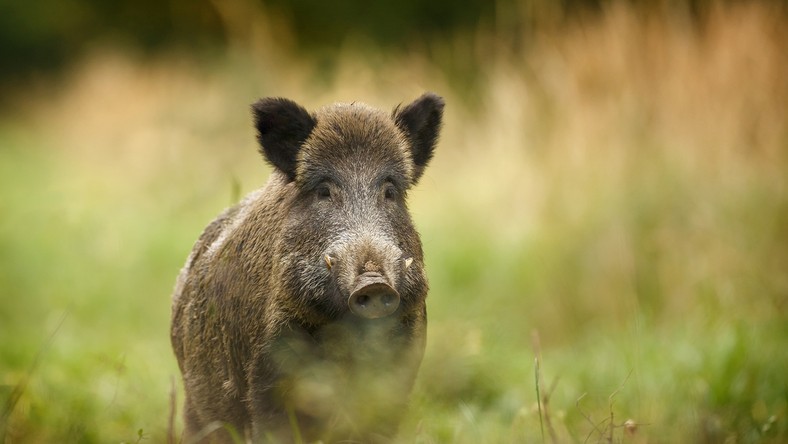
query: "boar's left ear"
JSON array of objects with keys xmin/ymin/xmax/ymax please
[
  {"xmin": 252, "ymin": 97, "xmax": 316, "ymax": 181},
  {"xmin": 393, "ymin": 92, "xmax": 444, "ymax": 183}
]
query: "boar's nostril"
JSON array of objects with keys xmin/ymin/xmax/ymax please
[{"xmin": 348, "ymin": 273, "xmax": 400, "ymax": 319}]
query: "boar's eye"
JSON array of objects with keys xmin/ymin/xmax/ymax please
[
  {"xmin": 383, "ymin": 182, "xmax": 397, "ymax": 200},
  {"xmin": 316, "ymin": 184, "xmax": 332, "ymax": 200}
]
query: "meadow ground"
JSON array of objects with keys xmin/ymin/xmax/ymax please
[{"xmin": 1, "ymin": 2, "xmax": 786, "ymax": 442}]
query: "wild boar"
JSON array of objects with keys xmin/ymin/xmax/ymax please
[{"xmin": 171, "ymin": 93, "xmax": 444, "ymax": 442}]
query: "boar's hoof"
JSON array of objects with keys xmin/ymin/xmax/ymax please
[{"xmin": 349, "ymin": 273, "xmax": 400, "ymax": 319}]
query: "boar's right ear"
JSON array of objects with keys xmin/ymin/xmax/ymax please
[
  {"xmin": 252, "ymin": 98, "xmax": 316, "ymax": 181},
  {"xmin": 393, "ymin": 92, "xmax": 444, "ymax": 184}
]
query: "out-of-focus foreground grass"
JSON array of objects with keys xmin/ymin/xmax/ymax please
[{"xmin": 1, "ymin": 2, "xmax": 786, "ymax": 442}]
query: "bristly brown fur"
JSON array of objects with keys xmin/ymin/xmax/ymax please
[{"xmin": 171, "ymin": 93, "xmax": 444, "ymax": 443}]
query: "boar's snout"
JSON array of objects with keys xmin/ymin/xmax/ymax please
[{"xmin": 348, "ymin": 272, "xmax": 400, "ymax": 319}]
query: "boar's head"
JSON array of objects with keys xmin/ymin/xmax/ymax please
[{"xmin": 252, "ymin": 93, "xmax": 444, "ymax": 328}]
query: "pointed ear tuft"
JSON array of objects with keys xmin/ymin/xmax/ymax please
[
  {"xmin": 251, "ymin": 98, "xmax": 316, "ymax": 180},
  {"xmin": 393, "ymin": 92, "xmax": 444, "ymax": 183}
]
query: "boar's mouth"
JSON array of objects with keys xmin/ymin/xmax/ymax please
[{"xmin": 348, "ymin": 272, "xmax": 400, "ymax": 319}]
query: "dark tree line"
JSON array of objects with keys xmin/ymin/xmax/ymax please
[{"xmin": 0, "ymin": 0, "xmax": 781, "ymax": 84}]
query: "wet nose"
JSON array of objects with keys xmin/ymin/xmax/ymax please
[{"xmin": 348, "ymin": 272, "xmax": 400, "ymax": 319}]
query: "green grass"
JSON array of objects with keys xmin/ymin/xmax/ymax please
[{"xmin": 1, "ymin": 2, "xmax": 787, "ymax": 442}]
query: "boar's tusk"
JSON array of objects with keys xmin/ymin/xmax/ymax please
[
  {"xmin": 403, "ymin": 257, "xmax": 414, "ymax": 270},
  {"xmin": 324, "ymin": 255, "xmax": 335, "ymax": 270}
]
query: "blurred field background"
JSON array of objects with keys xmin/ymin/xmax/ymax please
[{"xmin": 1, "ymin": 0, "xmax": 787, "ymax": 442}]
